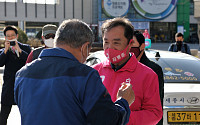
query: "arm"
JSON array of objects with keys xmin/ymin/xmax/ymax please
[
  {"xmin": 153, "ymin": 65, "xmax": 164, "ymax": 107},
  {"xmin": 158, "ymin": 67, "xmax": 164, "ymax": 107},
  {"xmin": 17, "ymin": 43, "xmax": 31, "ymax": 62},
  {"xmin": 186, "ymin": 44, "xmax": 191, "ymax": 55},
  {"xmin": 26, "ymin": 51, "xmax": 33, "ymax": 64},
  {"xmin": 168, "ymin": 44, "xmax": 173, "ymax": 51},
  {"xmin": 129, "ymin": 75, "xmax": 163, "ymax": 125},
  {"xmin": 87, "ymin": 90, "xmax": 130, "ymax": 125},
  {"xmin": 0, "ymin": 40, "xmax": 11, "ymax": 66},
  {"xmin": 85, "ymin": 71, "xmax": 134, "ymax": 125}
]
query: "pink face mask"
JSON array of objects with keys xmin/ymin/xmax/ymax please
[{"xmin": 104, "ymin": 39, "xmax": 133, "ymax": 64}]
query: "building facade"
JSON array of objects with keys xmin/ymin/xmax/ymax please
[
  {"xmin": 0, "ymin": 0, "xmax": 198, "ymax": 44},
  {"xmin": 0, "ymin": 0, "xmax": 97, "ymax": 39},
  {"xmin": 99, "ymin": 0, "xmax": 198, "ymax": 43}
]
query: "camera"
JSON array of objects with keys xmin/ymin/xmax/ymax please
[{"xmin": 10, "ymin": 41, "xmax": 16, "ymax": 46}]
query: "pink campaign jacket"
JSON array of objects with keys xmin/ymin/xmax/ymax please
[{"xmin": 93, "ymin": 54, "xmax": 162, "ymax": 125}]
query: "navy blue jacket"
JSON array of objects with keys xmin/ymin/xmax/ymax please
[
  {"xmin": 14, "ymin": 48, "xmax": 130, "ymax": 125},
  {"xmin": 168, "ymin": 42, "xmax": 191, "ymax": 55},
  {"xmin": 0, "ymin": 42, "xmax": 31, "ymax": 105}
]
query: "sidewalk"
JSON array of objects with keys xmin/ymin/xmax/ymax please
[{"xmin": 0, "ymin": 67, "xmax": 21, "ymax": 125}]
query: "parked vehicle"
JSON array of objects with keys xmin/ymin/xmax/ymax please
[{"xmin": 86, "ymin": 49, "xmax": 200, "ymax": 125}]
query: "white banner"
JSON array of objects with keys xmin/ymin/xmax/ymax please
[{"xmin": 103, "ymin": 0, "xmax": 130, "ymax": 17}]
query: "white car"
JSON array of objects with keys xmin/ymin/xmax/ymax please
[{"xmin": 86, "ymin": 49, "xmax": 200, "ymax": 125}]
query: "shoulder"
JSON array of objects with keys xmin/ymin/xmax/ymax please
[
  {"xmin": 146, "ymin": 59, "xmax": 162, "ymax": 71},
  {"xmin": 140, "ymin": 53, "xmax": 163, "ymax": 75},
  {"xmin": 18, "ymin": 42, "xmax": 31, "ymax": 50},
  {"xmin": 92, "ymin": 60, "xmax": 110, "ymax": 70},
  {"xmin": 33, "ymin": 46, "xmax": 45, "ymax": 52},
  {"xmin": 0, "ymin": 48, "xmax": 4, "ymax": 52},
  {"xmin": 137, "ymin": 61, "xmax": 158, "ymax": 77},
  {"xmin": 170, "ymin": 43, "xmax": 176, "ymax": 46},
  {"xmin": 92, "ymin": 62, "xmax": 103, "ymax": 70},
  {"xmin": 18, "ymin": 42, "xmax": 30, "ymax": 47}
]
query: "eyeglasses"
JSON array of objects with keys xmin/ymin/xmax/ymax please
[
  {"xmin": 44, "ymin": 34, "xmax": 55, "ymax": 39},
  {"xmin": 6, "ymin": 34, "xmax": 16, "ymax": 38}
]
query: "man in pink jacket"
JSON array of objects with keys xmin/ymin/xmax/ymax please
[{"xmin": 93, "ymin": 17, "xmax": 162, "ymax": 125}]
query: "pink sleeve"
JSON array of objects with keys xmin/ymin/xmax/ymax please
[{"xmin": 127, "ymin": 75, "xmax": 163, "ymax": 125}]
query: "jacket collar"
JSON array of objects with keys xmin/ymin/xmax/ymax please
[
  {"xmin": 39, "ymin": 48, "xmax": 79, "ymax": 62},
  {"xmin": 139, "ymin": 52, "xmax": 149, "ymax": 64},
  {"xmin": 102, "ymin": 53, "xmax": 138, "ymax": 72}
]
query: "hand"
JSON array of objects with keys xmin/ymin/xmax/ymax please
[
  {"xmin": 117, "ymin": 82, "xmax": 135, "ymax": 106},
  {"xmin": 13, "ymin": 41, "xmax": 22, "ymax": 53},
  {"xmin": 4, "ymin": 40, "xmax": 10, "ymax": 54}
]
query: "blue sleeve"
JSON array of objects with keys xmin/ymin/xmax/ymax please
[
  {"xmin": 186, "ymin": 45, "xmax": 191, "ymax": 55},
  {"xmin": 115, "ymin": 98, "xmax": 131, "ymax": 124},
  {"xmin": 87, "ymin": 90, "xmax": 130, "ymax": 125},
  {"xmin": 85, "ymin": 70, "xmax": 130, "ymax": 125},
  {"xmin": 82, "ymin": 70, "xmax": 107, "ymax": 115}
]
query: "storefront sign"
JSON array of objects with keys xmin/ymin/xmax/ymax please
[
  {"xmin": 102, "ymin": 0, "xmax": 130, "ymax": 17},
  {"xmin": 132, "ymin": 0, "xmax": 177, "ymax": 19}
]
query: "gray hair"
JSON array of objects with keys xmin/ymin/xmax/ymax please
[
  {"xmin": 55, "ymin": 19, "xmax": 94, "ymax": 48},
  {"xmin": 101, "ymin": 17, "xmax": 134, "ymax": 42}
]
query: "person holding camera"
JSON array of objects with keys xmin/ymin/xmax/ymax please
[
  {"xmin": 168, "ymin": 32, "xmax": 191, "ymax": 55},
  {"xmin": 0, "ymin": 25, "xmax": 31, "ymax": 125}
]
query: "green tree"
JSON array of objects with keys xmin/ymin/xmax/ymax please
[{"xmin": 17, "ymin": 27, "xmax": 28, "ymax": 44}]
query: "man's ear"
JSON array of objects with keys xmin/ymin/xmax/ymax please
[
  {"xmin": 130, "ymin": 40, "xmax": 134, "ymax": 46},
  {"xmin": 129, "ymin": 39, "xmax": 135, "ymax": 47},
  {"xmin": 81, "ymin": 42, "xmax": 90, "ymax": 52}
]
